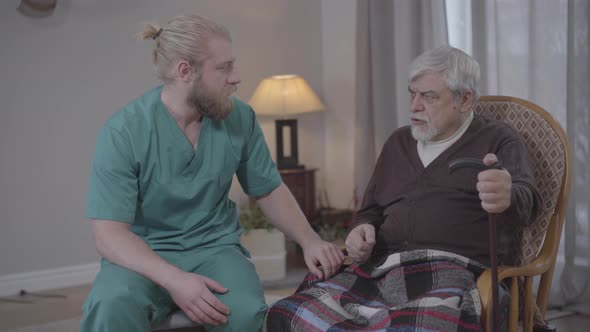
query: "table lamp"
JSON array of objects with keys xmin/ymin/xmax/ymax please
[{"xmin": 249, "ymin": 75, "xmax": 325, "ymax": 169}]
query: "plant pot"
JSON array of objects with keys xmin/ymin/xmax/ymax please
[{"xmin": 241, "ymin": 229, "xmax": 286, "ymax": 281}]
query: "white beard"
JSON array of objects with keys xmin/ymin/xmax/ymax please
[
  {"xmin": 410, "ymin": 114, "xmax": 440, "ymax": 142},
  {"xmin": 411, "ymin": 125, "xmax": 439, "ymax": 142}
]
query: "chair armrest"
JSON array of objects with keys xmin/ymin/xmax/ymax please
[
  {"xmin": 477, "ymin": 213, "xmax": 561, "ymax": 324},
  {"xmin": 477, "ymin": 248, "xmax": 556, "ymax": 332},
  {"xmin": 477, "ymin": 253, "xmax": 553, "ymax": 310}
]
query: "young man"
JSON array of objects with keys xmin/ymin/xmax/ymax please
[
  {"xmin": 265, "ymin": 46, "xmax": 541, "ymax": 331},
  {"xmin": 82, "ymin": 14, "xmax": 344, "ymax": 332}
]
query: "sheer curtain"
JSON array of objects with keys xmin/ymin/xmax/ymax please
[
  {"xmin": 354, "ymin": 0, "xmax": 447, "ymax": 197},
  {"xmin": 561, "ymin": 0, "xmax": 590, "ymax": 314},
  {"xmin": 466, "ymin": 0, "xmax": 590, "ymax": 314}
]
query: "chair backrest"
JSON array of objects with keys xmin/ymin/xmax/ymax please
[{"xmin": 474, "ymin": 96, "xmax": 572, "ymax": 271}]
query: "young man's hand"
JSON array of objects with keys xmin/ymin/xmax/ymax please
[
  {"xmin": 166, "ymin": 272, "xmax": 230, "ymax": 326},
  {"xmin": 301, "ymin": 238, "xmax": 346, "ymax": 280}
]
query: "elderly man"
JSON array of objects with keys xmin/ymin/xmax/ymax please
[
  {"xmin": 265, "ymin": 46, "xmax": 540, "ymax": 331},
  {"xmin": 81, "ymin": 14, "xmax": 344, "ymax": 332}
]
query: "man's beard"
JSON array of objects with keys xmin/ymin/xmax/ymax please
[
  {"xmin": 410, "ymin": 114, "xmax": 440, "ymax": 142},
  {"xmin": 188, "ymin": 79, "xmax": 235, "ymax": 121}
]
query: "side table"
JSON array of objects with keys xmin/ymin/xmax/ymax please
[{"xmin": 279, "ymin": 168, "xmax": 318, "ymax": 222}]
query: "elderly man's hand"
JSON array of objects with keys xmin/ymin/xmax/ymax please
[
  {"xmin": 477, "ymin": 153, "xmax": 512, "ymax": 213},
  {"xmin": 301, "ymin": 237, "xmax": 346, "ymax": 280},
  {"xmin": 345, "ymin": 224, "xmax": 375, "ymax": 264}
]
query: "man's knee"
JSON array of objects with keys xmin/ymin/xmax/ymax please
[{"xmin": 213, "ymin": 298, "xmax": 267, "ymax": 332}]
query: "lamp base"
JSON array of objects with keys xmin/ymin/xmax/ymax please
[{"xmin": 275, "ymin": 119, "xmax": 303, "ymax": 170}]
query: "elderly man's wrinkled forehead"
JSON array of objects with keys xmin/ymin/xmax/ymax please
[
  {"xmin": 409, "ymin": 69, "xmax": 450, "ymax": 91},
  {"xmin": 410, "ymin": 66, "xmax": 447, "ymax": 80}
]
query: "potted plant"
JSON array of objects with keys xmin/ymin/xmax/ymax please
[
  {"xmin": 312, "ymin": 206, "xmax": 353, "ymax": 248},
  {"xmin": 239, "ymin": 203, "xmax": 286, "ymax": 281}
]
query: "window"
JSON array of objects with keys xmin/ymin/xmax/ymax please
[{"xmin": 445, "ymin": 0, "xmax": 472, "ymax": 55}]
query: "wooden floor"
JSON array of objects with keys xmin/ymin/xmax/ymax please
[
  {"xmin": 0, "ymin": 284, "xmax": 89, "ymax": 331},
  {"xmin": 544, "ymin": 311, "xmax": 590, "ymax": 331}
]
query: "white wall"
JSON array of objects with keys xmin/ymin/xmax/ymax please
[{"xmin": 0, "ymin": 0, "xmax": 325, "ymax": 279}]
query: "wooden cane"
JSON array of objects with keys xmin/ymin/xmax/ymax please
[
  {"xmin": 489, "ymin": 214, "xmax": 500, "ymax": 332},
  {"xmin": 449, "ymin": 157, "xmax": 502, "ymax": 331}
]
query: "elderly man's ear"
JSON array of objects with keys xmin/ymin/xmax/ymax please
[{"xmin": 458, "ymin": 90, "xmax": 474, "ymax": 113}]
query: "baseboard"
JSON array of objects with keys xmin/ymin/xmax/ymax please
[{"xmin": 0, "ymin": 262, "xmax": 100, "ymax": 297}]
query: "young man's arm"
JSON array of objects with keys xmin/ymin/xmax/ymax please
[{"xmin": 256, "ymin": 183, "xmax": 345, "ymax": 280}]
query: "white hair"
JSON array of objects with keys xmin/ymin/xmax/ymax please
[{"xmin": 409, "ymin": 46, "xmax": 480, "ymax": 105}]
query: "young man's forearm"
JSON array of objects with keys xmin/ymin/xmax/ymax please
[
  {"xmin": 90, "ymin": 219, "xmax": 183, "ymax": 289},
  {"xmin": 256, "ymin": 183, "xmax": 321, "ymax": 247}
]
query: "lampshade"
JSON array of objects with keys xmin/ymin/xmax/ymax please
[{"xmin": 249, "ymin": 75, "xmax": 325, "ymax": 116}]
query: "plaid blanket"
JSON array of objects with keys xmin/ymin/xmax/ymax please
[{"xmin": 265, "ymin": 250, "xmax": 490, "ymax": 332}]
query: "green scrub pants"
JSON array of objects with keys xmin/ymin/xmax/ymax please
[{"xmin": 81, "ymin": 245, "xmax": 267, "ymax": 332}]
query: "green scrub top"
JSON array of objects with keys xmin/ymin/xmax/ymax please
[{"xmin": 86, "ymin": 86, "xmax": 282, "ymax": 252}]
